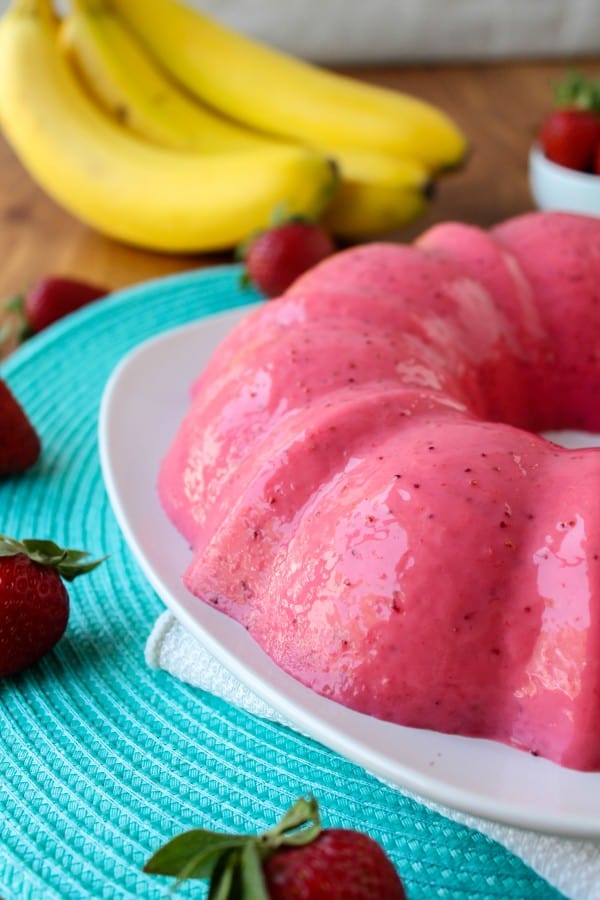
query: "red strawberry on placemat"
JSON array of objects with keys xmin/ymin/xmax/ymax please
[
  {"xmin": 144, "ymin": 796, "xmax": 406, "ymax": 899},
  {"xmin": 0, "ymin": 536, "xmax": 106, "ymax": 677},
  {"xmin": 5, "ymin": 275, "xmax": 108, "ymax": 340},
  {"xmin": 0, "ymin": 379, "xmax": 41, "ymax": 475}
]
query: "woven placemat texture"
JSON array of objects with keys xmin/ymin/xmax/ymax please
[{"xmin": 0, "ymin": 265, "xmax": 561, "ymax": 899}]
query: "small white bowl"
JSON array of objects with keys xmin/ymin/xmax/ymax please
[{"xmin": 529, "ymin": 143, "xmax": 600, "ymax": 217}]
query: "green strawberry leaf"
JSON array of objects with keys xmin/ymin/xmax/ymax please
[
  {"xmin": 269, "ymin": 201, "xmax": 292, "ymax": 227},
  {"xmin": 261, "ymin": 795, "xmax": 321, "ymax": 849},
  {"xmin": 50, "ymin": 554, "xmax": 108, "ymax": 582},
  {"xmin": 273, "ymin": 795, "xmax": 319, "ymax": 834},
  {"xmin": 240, "ymin": 841, "xmax": 269, "ymax": 900},
  {"xmin": 238, "ymin": 269, "xmax": 253, "ymax": 289},
  {"xmin": 144, "ymin": 831, "xmax": 248, "ymax": 879},
  {"xmin": 208, "ymin": 849, "xmax": 239, "ymax": 900},
  {"xmin": 1, "ymin": 294, "xmax": 31, "ymax": 341},
  {"xmin": 4, "ymin": 293, "xmax": 25, "ymax": 314},
  {"xmin": 0, "ymin": 536, "xmax": 25, "ymax": 557},
  {"xmin": 0, "ymin": 535, "xmax": 106, "ymax": 580},
  {"xmin": 20, "ymin": 539, "xmax": 69, "ymax": 561},
  {"xmin": 555, "ymin": 70, "xmax": 600, "ymax": 112}
]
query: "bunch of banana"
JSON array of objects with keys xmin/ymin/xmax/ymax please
[
  {"xmin": 0, "ymin": 0, "xmax": 336, "ymax": 252},
  {"xmin": 0, "ymin": 0, "xmax": 467, "ymax": 254},
  {"xmin": 106, "ymin": 0, "xmax": 468, "ymax": 238}
]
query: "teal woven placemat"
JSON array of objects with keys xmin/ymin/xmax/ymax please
[{"xmin": 0, "ymin": 265, "xmax": 560, "ymax": 899}]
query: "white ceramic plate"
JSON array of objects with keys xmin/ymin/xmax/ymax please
[{"xmin": 98, "ymin": 305, "xmax": 600, "ymax": 838}]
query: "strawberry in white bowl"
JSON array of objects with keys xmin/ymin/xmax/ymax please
[{"xmin": 530, "ymin": 71, "xmax": 600, "ymax": 216}]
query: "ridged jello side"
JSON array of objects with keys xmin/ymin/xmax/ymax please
[
  {"xmin": 493, "ymin": 211, "xmax": 600, "ymax": 431},
  {"xmin": 416, "ymin": 221, "xmax": 547, "ymax": 429}
]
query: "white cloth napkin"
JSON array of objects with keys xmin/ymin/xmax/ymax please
[{"xmin": 147, "ymin": 610, "xmax": 600, "ymax": 900}]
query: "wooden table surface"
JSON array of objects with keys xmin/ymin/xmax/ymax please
[{"xmin": 1, "ymin": 56, "xmax": 598, "ymax": 358}]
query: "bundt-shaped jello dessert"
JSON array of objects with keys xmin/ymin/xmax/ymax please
[{"xmin": 159, "ymin": 211, "xmax": 600, "ymax": 771}]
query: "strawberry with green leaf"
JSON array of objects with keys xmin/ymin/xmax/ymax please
[
  {"xmin": 539, "ymin": 70, "xmax": 600, "ymax": 172},
  {"xmin": 144, "ymin": 796, "xmax": 407, "ymax": 899},
  {"xmin": 3, "ymin": 275, "xmax": 108, "ymax": 342},
  {"xmin": 0, "ymin": 536, "xmax": 106, "ymax": 677}
]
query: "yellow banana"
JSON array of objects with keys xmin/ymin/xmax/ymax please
[
  {"xmin": 59, "ymin": 0, "xmax": 433, "ymax": 239},
  {"xmin": 111, "ymin": 0, "xmax": 467, "ymax": 172},
  {"xmin": 321, "ymin": 149, "xmax": 430, "ymax": 239},
  {"xmin": 0, "ymin": 0, "xmax": 337, "ymax": 254},
  {"xmin": 59, "ymin": 0, "xmax": 279, "ymax": 153}
]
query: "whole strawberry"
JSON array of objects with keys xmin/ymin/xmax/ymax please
[
  {"xmin": 5, "ymin": 275, "xmax": 108, "ymax": 339},
  {"xmin": 540, "ymin": 108, "xmax": 600, "ymax": 171},
  {"xmin": 144, "ymin": 796, "xmax": 406, "ymax": 899},
  {"xmin": 241, "ymin": 218, "xmax": 336, "ymax": 297},
  {"xmin": 0, "ymin": 379, "xmax": 41, "ymax": 475},
  {"xmin": 0, "ymin": 536, "xmax": 105, "ymax": 677},
  {"xmin": 263, "ymin": 826, "xmax": 406, "ymax": 899},
  {"xmin": 538, "ymin": 70, "xmax": 600, "ymax": 172}
]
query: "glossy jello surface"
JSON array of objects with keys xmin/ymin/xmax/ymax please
[{"xmin": 158, "ymin": 211, "xmax": 600, "ymax": 770}]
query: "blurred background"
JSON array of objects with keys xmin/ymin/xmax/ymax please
[{"xmin": 1, "ymin": 0, "xmax": 599, "ymax": 62}]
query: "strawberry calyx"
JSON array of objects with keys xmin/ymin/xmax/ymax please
[
  {"xmin": 1, "ymin": 293, "xmax": 31, "ymax": 343},
  {"xmin": 554, "ymin": 70, "xmax": 600, "ymax": 113},
  {"xmin": 0, "ymin": 535, "xmax": 106, "ymax": 581},
  {"xmin": 144, "ymin": 795, "xmax": 322, "ymax": 897}
]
